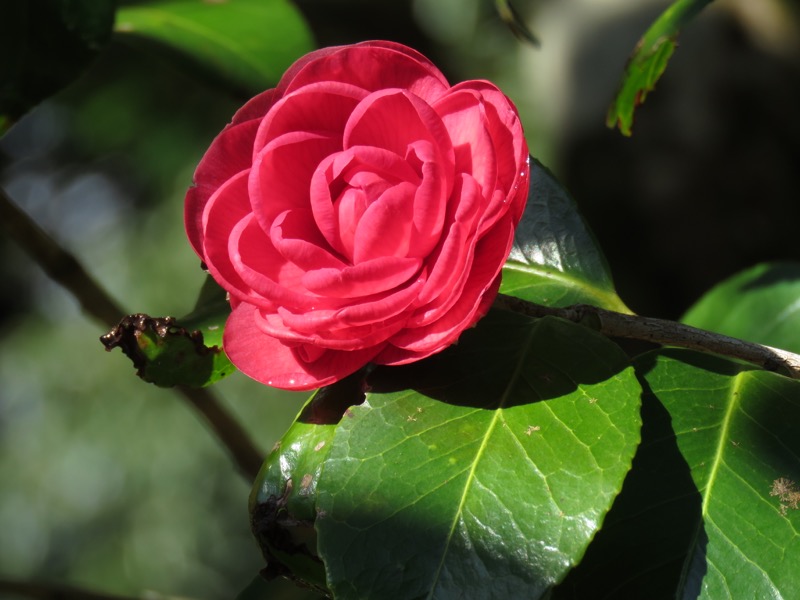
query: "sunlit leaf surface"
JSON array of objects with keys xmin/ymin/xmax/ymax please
[
  {"xmin": 555, "ymin": 350, "xmax": 800, "ymax": 598},
  {"xmin": 606, "ymin": 0, "xmax": 714, "ymax": 136},
  {"xmin": 501, "ymin": 159, "xmax": 628, "ymax": 312},
  {"xmin": 114, "ymin": 0, "xmax": 314, "ymax": 96},
  {"xmin": 315, "ymin": 313, "xmax": 642, "ymax": 599},
  {"xmin": 682, "ymin": 261, "xmax": 800, "ymax": 354}
]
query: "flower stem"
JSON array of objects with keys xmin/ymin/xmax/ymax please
[
  {"xmin": 0, "ymin": 186, "xmax": 263, "ymax": 480},
  {"xmin": 494, "ymin": 293, "xmax": 800, "ymax": 378}
]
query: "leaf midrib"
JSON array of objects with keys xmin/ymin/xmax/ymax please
[
  {"xmin": 502, "ymin": 261, "xmax": 631, "ymax": 314},
  {"xmin": 676, "ymin": 371, "xmax": 745, "ymax": 594},
  {"xmin": 424, "ymin": 322, "xmax": 540, "ymax": 599}
]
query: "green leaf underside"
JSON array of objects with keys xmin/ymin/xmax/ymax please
[
  {"xmin": 315, "ymin": 312, "xmax": 642, "ymax": 599},
  {"xmin": 114, "ymin": 0, "xmax": 313, "ymax": 96},
  {"xmin": 555, "ymin": 349, "xmax": 800, "ymax": 598},
  {"xmin": 607, "ymin": 0, "xmax": 714, "ymax": 136},
  {"xmin": 501, "ymin": 159, "xmax": 628, "ymax": 312},
  {"xmin": 682, "ymin": 262, "xmax": 800, "ymax": 354}
]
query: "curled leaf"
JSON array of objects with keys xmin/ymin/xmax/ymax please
[{"xmin": 607, "ymin": 0, "xmax": 714, "ymax": 136}]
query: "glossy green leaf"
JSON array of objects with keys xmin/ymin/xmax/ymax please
[
  {"xmin": 315, "ymin": 312, "xmax": 642, "ymax": 599},
  {"xmin": 114, "ymin": 0, "xmax": 314, "ymax": 97},
  {"xmin": 682, "ymin": 262, "xmax": 800, "ymax": 353},
  {"xmin": 501, "ymin": 158, "xmax": 629, "ymax": 312},
  {"xmin": 1, "ymin": 0, "xmax": 117, "ymax": 135},
  {"xmin": 250, "ymin": 375, "xmax": 365, "ymax": 596},
  {"xmin": 606, "ymin": 0, "xmax": 713, "ymax": 136},
  {"xmin": 100, "ymin": 276, "xmax": 234, "ymax": 387},
  {"xmin": 555, "ymin": 349, "xmax": 800, "ymax": 598}
]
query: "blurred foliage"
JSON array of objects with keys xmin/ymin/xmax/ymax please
[
  {"xmin": 114, "ymin": 0, "xmax": 314, "ymax": 97},
  {"xmin": 0, "ymin": 0, "xmax": 117, "ymax": 134}
]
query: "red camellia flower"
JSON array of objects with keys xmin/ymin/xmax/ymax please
[{"xmin": 185, "ymin": 41, "xmax": 529, "ymax": 390}]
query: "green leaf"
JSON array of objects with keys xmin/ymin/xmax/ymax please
[
  {"xmin": 501, "ymin": 158, "xmax": 629, "ymax": 312},
  {"xmin": 1, "ymin": 0, "xmax": 117, "ymax": 135},
  {"xmin": 606, "ymin": 0, "xmax": 714, "ymax": 136},
  {"xmin": 178, "ymin": 274, "xmax": 231, "ymax": 349},
  {"xmin": 315, "ymin": 312, "xmax": 642, "ymax": 599},
  {"xmin": 250, "ymin": 374, "xmax": 365, "ymax": 596},
  {"xmin": 682, "ymin": 262, "xmax": 800, "ymax": 354},
  {"xmin": 114, "ymin": 0, "xmax": 314, "ymax": 97},
  {"xmin": 555, "ymin": 349, "xmax": 800, "ymax": 598},
  {"xmin": 100, "ymin": 276, "xmax": 235, "ymax": 387},
  {"xmin": 495, "ymin": 0, "xmax": 540, "ymax": 47}
]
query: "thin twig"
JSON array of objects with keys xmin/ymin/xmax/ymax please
[
  {"xmin": 0, "ymin": 185, "xmax": 263, "ymax": 479},
  {"xmin": 179, "ymin": 385, "xmax": 264, "ymax": 478},
  {"xmin": 494, "ymin": 294, "xmax": 800, "ymax": 378},
  {"xmin": 0, "ymin": 185, "xmax": 125, "ymax": 326}
]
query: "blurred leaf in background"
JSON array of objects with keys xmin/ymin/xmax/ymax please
[
  {"xmin": 114, "ymin": 0, "xmax": 314, "ymax": 98},
  {"xmin": 0, "ymin": 0, "xmax": 117, "ymax": 135}
]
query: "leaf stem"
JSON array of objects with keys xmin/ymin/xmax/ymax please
[
  {"xmin": 0, "ymin": 185, "xmax": 263, "ymax": 480},
  {"xmin": 494, "ymin": 294, "xmax": 800, "ymax": 378}
]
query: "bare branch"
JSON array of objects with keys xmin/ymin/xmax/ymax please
[
  {"xmin": 0, "ymin": 186, "xmax": 263, "ymax": 479},
  {"xmin": 0, "ymin": 185, "xmax": 125, "ymax": 327},
  {"xmin": 494, "ymin": 294, "xmax": 800, "ymax": 378}
]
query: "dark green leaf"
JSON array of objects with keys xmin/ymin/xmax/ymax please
[
  {"xmin": 555, "ymin": 349, "xmax": 800, "ymax": 598},
  {"xmin": 315, "ymin": 312, "xmax": 642, "ymax": 599},
  {"xmin": 495, "ymin": 0, "xmax": 540, "ymax": 47},
  {"xmin": 114, "ymin": 0, "xmax": 314, "ymax": 97},
  {"xmin": 682, "ymin": 262, "xmax": 800, "ymax": 354},
  {"xmin": 250, "ymin": 374, "xmax": 366, "ymax": 596},
  {"xmin": 0, "ymin": 0, "xmax": 117, "ymax": 135},
  {"xmin": 606, "ymin": 0, "xmax": 713, "ymax": 136},
  {"xmin": 100, "ymin": 277, "xmax": 234, "ymax": 387},
  {"xmin": 501, "ymin": 158, "xmax": 628, "ymax": 311}
]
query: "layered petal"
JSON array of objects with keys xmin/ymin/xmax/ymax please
[
  {"xmin": 185, "ymin": 41, "xmax": 530, "ymax": 391},
  {"xmin": 185, "ymin": 117, "xmax": 262, "ymax": 255},
  {"xmin": 281, "ymin": 41, "xmax": 450, "ymax": 104},
  {"xmin": 224, "ymin": 303, "xmax": 383, "ymax": 390}
]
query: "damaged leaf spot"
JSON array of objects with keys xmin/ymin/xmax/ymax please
[
  {"xmin": 770, "ymin": 478, "xmax": 800, "ymax": 516},
  {"xmin": 100, "ymin": 313, "xmax": 235, "ymax": 387}
]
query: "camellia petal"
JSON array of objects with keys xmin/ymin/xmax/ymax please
[
  {"xmin": 185, "ymin": 41, "xmax": 529, "ymax": 390},
  {"xmin": 302, "ymin": 256, "xmax": 422, "ymax": 298},
  {"xmin": 224, "ymin": 303, "xmax": 382, "ymax": 390},
  {"xmin": 252, "ymin": 81, "xmax": 367, "ymax": 154},
  {"xmin": 270, "ymin": 209, "xmax": 347, "ymax": 271},
  {"xmin": 200, "ymin": 170, "xmax": 259, "ymax": 303},
  {"xmin": 185, "ymin": 117, "xmax": 262, "ymax": 255},
  {"xmin": 281, "ymin": 41, "xmax": 450, "ymax": 104},
  {"xmin": 250, "ymin": 130, "xmax": 342, "ymax": 234}
]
